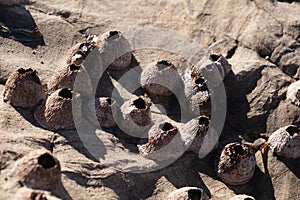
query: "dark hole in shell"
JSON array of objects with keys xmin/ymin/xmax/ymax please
[
  {"xmin": 160, "ymin": 122, "xmax": 174, "ymax": 132},
  {"xmin": 108, "ymin": 31, "xmax": 119, "ymax": 38},
  {"xmin": 106, "ymin": 98, "xmax": 113, "ymax": 105},
  {"xmin": 133, "ymin": 98, "xmax": 146, "ymax": 109},
  {"xmin": 69, "ymin": 64, "xmax": 80, "ymax": 71},
  {"xmin": 195, "ymin": 77, "xmax": 205, "ymax": 85},
  {"xmin": 188, "ymin": 189, "xmax": 203, "ymax": 200},
  {"xmin": 210, "ymin": 54, "xmax": 221, "ymax": 62},
  {"xmin": 232, "ymin": 144, "xmax": 246, "ymax": 156},
  {"xmin": 157, "ymin": 60, "xmax": 173, "ymax": 70},
  {"xmin": 38, "ymin": 153, "xmax": 56, "ymax": 169},
  {"xmin": 17, "ymin": 68, "xmax": 33, "ymax": 74},
  {"xmin": 198, "ymin": 116, "xmax": 209, "ymax": 127},
  {"xmin": 296, "ymin": 89, "xmax": 300, "ymax": 100},
  {"xmin": 245, "ymin": 198, "xmax": 253, "ymax": 200},
  {"xmin": 58, "ymin": 88, "xmax": 72, "ymax": 99},
  {"xmin": 286, "ymin": 126, "xmax": 300, "ymax": 136}
]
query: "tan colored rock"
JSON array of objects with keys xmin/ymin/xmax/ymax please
[
  {"xmin": 268, "ymin": 125, "xmax": 300, "ymax": 159},
  {"xmin": 167, "ymin": 187, "xmax": 209, "ymax": 200},
  {"xmin": 3, "ymin": 68, "xmax": 46, "ymax": 108},
  {"xmin": 217, "ymin": 142, "xmax": 256, "ymax": 186},
  {"xmin": 34, "ymin": 88, "xmax": 81, "ymax": 131},
  {"xmin": 13, "ymin": 187, "xmax": 62, "ymax": 200},
  {"xmin": 287, "ymin": 80, "xmax": 300, "ymax": 107}
]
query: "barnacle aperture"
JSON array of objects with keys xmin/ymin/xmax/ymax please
[
  {"xmin": 3, "ymin": 68, "xmax": 46, "ymax": 108},
  {"xmin": 167, "ymin": 187, "xmax": 209, "ymax": 200}
]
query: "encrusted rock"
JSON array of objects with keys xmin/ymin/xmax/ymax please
[
  {"xmin": 268, "ymin": 125, "xmax": 300, "ymax": 159},
  {"xmin": 167, "ymin": 187, "xmax": 209, "ymax": 200},
  {"xmin": 217, "ymin": 142, "xmax": 256, "ymax": 185},
  {"xmin": 14, "ymin": 187, "xmax": 62, "ymax": 200},
  {"xmin": 229, "ymin": 194, "xmax": 255, "ymax": 200},
  {"xmin": 9, "ymin": 149, "xmax": 61, "ymax": 191},
  {"xmin": 98, "ymin": 30, "xmax": 132, "ymax": 70},
  {"xmin": 141, "ymin": 60, "xmax": 181, "ymax": 96},
  {"xmin": 138, "ymin": 121, "xmax": 184, "ymax": 161},
  {"xmin": 287, "ymin": 80, "xmax": 300, "ymax": 107},
  {"xmin": 34, "ymin": 88, "xmax": 81, "ymax": 131},
  {"xmin": 3, "ymin": 68, "xmax": 46, "ymax": 108},
  {"xmin": 86, "ymin": 97, "xmax": 117, "ymax": 128}
]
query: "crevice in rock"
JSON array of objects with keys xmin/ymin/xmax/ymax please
[{"xmin": 225, "ymin": 43, "xmax": 238, "ymax": 59}]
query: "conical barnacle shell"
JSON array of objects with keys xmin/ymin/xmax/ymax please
[
  {"xmin": 118, "ymin": 96, "xmax": 152, "ymax": 137},
  {"xmin": 167, "ymin": 187, "xmax": 209, "ymax": 200},
  {"xmin": 267, "ymin": 125, "xmax": 300, "ymax": 159},
  {"xmin": 47, "ymin": 64, "xmax": 92, "ymax": 96},
  {"xmin": 217, "ymin": 142, "xmax": 256, "ymax": 185},
  {"xmin": 86, "ymin": 97, "xmax": 117, "ymax": 128},
  {"xmin": 199, "ymin": 54, "xmax": 232, "ymax": 87},
  {"xmin": 184, "ymin": 72, "xmax": 211, "ymax": 116},
  {"xmin": 138, "ymin": 121, "xmax": 184, "ymax": 161},
  {"xmin": 98, "ymin": 30, "xmax": 132, "ymax": 70},
  {"xmin": 34, "ymin": 88, "xmax": 81, "ymax": 131},
  {"xmin": 287, "ymin": 80, "xmax": 300, "ymax": 107},
  {"xmin": 9, "ymin": 149, "xmax": 61, "ymax": 191},
  {"xmin": 0, "ymin": 0, "xmax": 25, "ymax": 6},
  {"xmin": 14, "ymin": 187, "xmax": 62, "ymax": 200},
  {"xmin": 3, "ymin": 68, "xmax": 46, "ymax": 108},
  {"xmin": 141, "ymin": 60, "xmax": 181, "ymax": 96},
  {"xmin": 180, "ymin": 116, "xmax": 218, "ymax": 155},
  {"xmin": 229, "ymin": 194, "xmax": 255, "ymax": 200}
]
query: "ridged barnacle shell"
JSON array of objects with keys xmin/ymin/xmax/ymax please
[
  {"xmin": 138, "ymin": 121, "xmax": 184, "ymax": 161},
  {"xmin": 180, "ymin": 116, "xmax": 218, "ymax": 155},
  {"xmin": 267, "ymin": 125, "xmax": 300, "ymax": 159},
  {"xmin": 47, "ymin": 64, "xmax": 92, "ymax": 96},
  {"xmin": 118, "ymin": 96, "xmax": 152, "ymax": 137},
  {"xmin": 184, "ymin": 68, "xmax": 211, "ymax": 116},
  {"xmin": 141, "ymin": 60, "xmax": 181, "ymax": 96},
  {"xmin": 287, "ymin": 80, "xmax": 300, "ymax": 107},
  {"xmin": 14, "ymin": 188, "xmax": 62, "ymax": 200},
  {"xmin": 0, "ymin": 0, "xmax": 27, "ymax": 6},
  {"xmin": 86, "ymin": 97, "xmax": 117, "ymax": 128},
  {"xmin": 229, "ymin": 194, "xmax": 255, "ymax": 200},
  {"xmin": 217, "ymin": 142, "xmax": 256, "ymax": 185},
  {"xmin": 98, "ymin": 30, "xmax": 132, "ymax": 70},
  {"xmin": 167, "ymin": 187, "xmax": 209, "ymax": 200},
  {"xmin": 199, "ymin": 54, "xmax": 232, "ymax": 87},
  {"xmin": 3, "ymin": 68, "xmax": 46, "ymax": 108},
  {"xmin": 34, "ymin": 88, "xmax": 81, "ymax": 131},
  {"xmin": 9, "ymin": 149, "xmax": 61, "ymax": 191}
]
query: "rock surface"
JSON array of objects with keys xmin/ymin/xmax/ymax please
[{"xmin": 0, "ymin": 0, "xmax": 299, "ymax": 200}]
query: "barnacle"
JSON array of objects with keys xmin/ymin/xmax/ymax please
[
  {"xmin": 268, "ymin": 125, "xmax": 300, "ymax": 159},
  {"xmin": 98, "ymin": 30, "xmax": 132, "ymax": 70},
  {"xmin": 217, "ymin": 142, "xmax": 256, "ymax": 185},
  {"xmin": 9, "ymin": 149, "xmax": 61, "ymax": 191},
  {"xmin": 141, "ymin": 60, "xmax": 181, "ymax": 96},
  {"xmin": 14, "ymin": 187, "xmax": 62, "ymax": 200},
  {"xmin": 167, "ymin": 187, "xmax": 209, "ymax": 200},
  {"xmin": 3, "ymin": 68, "xmax": 46, "ymax": 108},
  {"xmin": 287, "ymin": 80, "xmax": 300, "ymax": 107},
  {"xmin": 34, "ymin": 88, "xmax": 81, "ymax": 131}
]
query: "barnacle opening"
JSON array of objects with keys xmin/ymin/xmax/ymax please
[
  {"xmin": 232, "ymin": 144, "xmax": 247, "ymax": 156},
  {"xmin": 188, "ymin": 189, "xmax": 202, "ymax": 200},
  {"xmin": 195, "ymin": 76, "xmax": 205, "ymax": 85},
  {"xmin": 296, "ymin": 89, "xmax": 300, "ymax": 100},
  {"xmin": 108, "ymin": 31, "xmax": 119, "ymax": 38},
  {"xmin": 160, "ymin": 122, "xmax": 174, "ymax": 132},
  {"xmin": 58, "ymin": 88, "xmax": 72, "ymax": 99},
  {"xmin": 286, "ymin": 126, "xmax": 300, "ymax": 136},
  {"xmin": 18, "ymin": 68, "xmax": 33, "ymax": 74},
  {"xmin": 156, "ymin": 60, "xmax": 173, "ymax": 70},
  {"xmin": 244, "ymin": 198, "xmax": 253, "ymax": 200},
  {"xmin": 69, "ymin": 64, "xmax": 80, "ymax": 71},
  {"xmin": 198, "ymin": 116, "xmax": 209, "ymax": 127},
  {"xmin": 106, "ymin": 98, "xmax": 113, "ymax": 105},
  {"xmin": 210, "ymin": 54, "xmax": 221, "ymax": 62},
  {"xmin": 133, "ymin": 98, "xmax": 146, "ymax": 109},
  {"xmin": 38, "ymin": 153, "xmax": 56, "ymax": 169}
]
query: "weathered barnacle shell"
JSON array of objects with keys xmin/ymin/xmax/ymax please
[
  {"xmin": 217, "ymin": 142, "xmax": 256, "ymax": 185},
  {"xmin": 34, "ymin": 88, "xmax": 81, "ymax": 131},
  {"xmin": 0, "ymin": 0, "xmax": 27, "ymax": 6},
  {"xmin": 287, "ymin": 80, "xmax": 300, "ymax": 107},
  {"xmin": 118, "ymin": 96, "xmax": 152, "ymax": 136},
  {"xmin": 47, "ymin": 64, "xmax": 92, "ymax": 96},
  {"xmin": 180, "ymin": 116, "xmax": 218, "ymax": 155},
  {"xmin": 138, "ymin": 121, "xmax": 184, "ymax": 161},
  {"xmin": 184, "ymin": 70, "xmax": 211, "ymax": 116},
  {"xmin": 98, "ymin": 30, "xmax": 132, "ymax": 70},
  {"xmin": 3, "ymin": 68, "xmax": 46, "ymax": 108},
  {"xmin": 229, "ymin": 194, "xmax": 255, "ymax": 200},
  {"xmin": 199, "ymin": 54, "xmax": 232, "ymax": 87},
  {"xmin": 167, "ymin": 187, "xmax": 209, "ymax": 200},
  {"xmin": 86, "ymin": 97, "xmax": 117, "ymax": 128},
  {"xmin": 141, "ymin": 60, "xmax": 181, "ymax": 96},
  {"xmin": 9, "ymin": 149, "xmax": 61, "ymax": 191},
  {"xmin": 267, "ymin": 125, "xmax": 300, "ymax": 159},
  {"xmin": 14, "ymin": 187, "xmax": 62, "ymax": 200}
]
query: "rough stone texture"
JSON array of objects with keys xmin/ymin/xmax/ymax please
[{"xmin": 0, "ymin": 0, "xmax": 299, "ymax": 200}]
